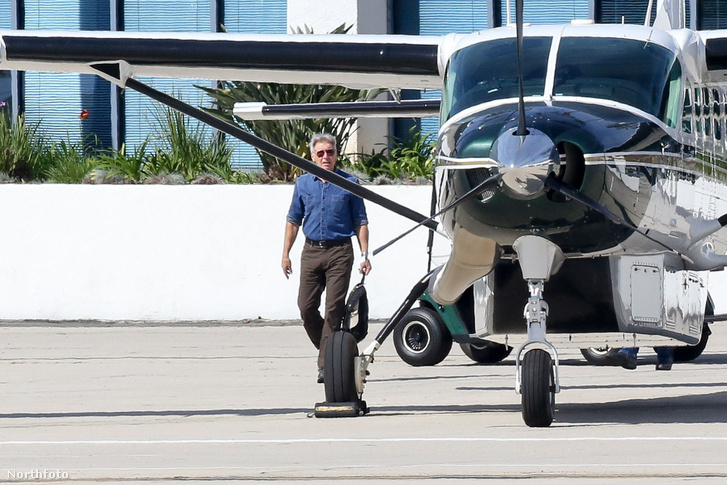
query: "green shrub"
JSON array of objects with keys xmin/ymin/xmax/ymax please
[
  {"xmin": 43, "ymin": 139, "xmax": 96, "ymax": 183},
  {"xmin": 342, "ymin": 127, "xmax": 436, "ymax": 183},
  {"xmin": 0, "ymin": 109, "xmax": 50, "ymax": 181},
  {"xmin": 145, "ymin": 106, "xmax": 235, "ymax": 182},
  {"xmin": 94, "ymin": 142, "xmax": 149, "ymax": 183}
]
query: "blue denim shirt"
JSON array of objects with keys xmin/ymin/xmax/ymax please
[{"xmin": 287, "ymin": 169, "xmax": 368, "ymax": 241}]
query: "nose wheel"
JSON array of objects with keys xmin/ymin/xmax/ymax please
[{"xmin": 520, "ymin": 348, "xmax": 556, "ymax": 427}]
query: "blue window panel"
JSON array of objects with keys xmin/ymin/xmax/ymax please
[
  {"xmin": 0, "ymin": 1, "xmax": 11, "ymax": 28},
  {"xmin": 23, "ymin": 0, "xmax": 112, "ymax": 148},
  {"xmin": 24, "ymin": 73, "xmax": 86, "ymax": 141},
  {"xmin": 597, "ymin": 0, "xmax": 656, "ymax": 25},
  {"xmin": 222, "ymin": 0, "xmax": 287, "ymax": 170},
  {"xmin": 699, "ymin": 0, "xmax": 727, "ymax": 29},
  {"xmin": 124, "ymin": 0, "xmax": 210, "ymax": 31},
  {"xmin": 123, "ymin": 0, "xmax": 213, "ymax": 155},
  {"xmin": 502, "ymin": 0, "xmax": 590, "ymax": 25},
  {"xmin": 0, "ymin": 71, "xmax": 10, "ymax": 110},
  {"xmin": 24, "ymin": 0, "xmax": 81, "ymax": 29},
  {"xmin": 0, "ymin": 2, "xmax": 10, "ymax": 110},
  {"xmin": 224, "ymin": 0, "xmax": 287, "ymax": 34},
  {"xmin": 420, "ymin": 0, "xmax": 489, "ymax": 34}
]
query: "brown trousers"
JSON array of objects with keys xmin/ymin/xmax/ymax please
[{"xmin": 298, "ymin": 243, "xmax": 354, "ymax": 369}]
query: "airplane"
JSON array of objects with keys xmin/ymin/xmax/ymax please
[{"xmin": 2, "ymin": 0, "xmax": 727, "ymax": 427}]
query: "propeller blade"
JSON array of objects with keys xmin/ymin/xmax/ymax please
[
  {"xmin": 373, "ymin": 173, "xmax": 502, "ymax": 256},
  {"xmin": 93, "ymin": 66, "xmax": 436, "ymax": 230},
  {"xmin": 544, "ymin": 175, "xmax": 677, "ymax": 254},
  {"xmin": 515, "ymin": 0, "xmax": 528, "ymax": 136}
]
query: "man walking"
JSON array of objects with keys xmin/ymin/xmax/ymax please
[{"xmin": 282, "ymin": 133, "xmax": 371, "ymax": 383}]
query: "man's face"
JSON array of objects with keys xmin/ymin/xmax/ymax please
[{"xmin": 312, "ymin": 141, "xmax": 337, "ymax": 171}]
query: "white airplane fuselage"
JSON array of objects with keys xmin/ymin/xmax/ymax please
[{"xmin": 432, "ymin": 23, "xmax": 727, "ymax": 348}]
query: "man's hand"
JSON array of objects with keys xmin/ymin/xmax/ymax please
[
  {"xmin": 359, "ymin": 259, "xmax": 371, "ymax": 275},
  {"xmin": 282, "ymin": 256, "xmax": 293, "ymax": 279},
  {"xmin": 282, "ymin": 222, "xmax": 299, "ymax": 279}
]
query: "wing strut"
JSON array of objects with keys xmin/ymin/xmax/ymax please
[{"xmin": 91, "ymin": 64, "xmax": 436, "ymax": 230}]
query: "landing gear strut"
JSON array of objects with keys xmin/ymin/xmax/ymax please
[
  {"xmin": 513, "ymin": 236, "xmax": 564, "ymax": 427},
  {"xmin": 515, "ymin": 280, "xmax": 559, "ymax": 427}
]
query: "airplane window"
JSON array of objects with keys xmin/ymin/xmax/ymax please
[
  {"xmin": 715, "ymin": 119, "xmax": 722, "ymax": 141},
  {"xmin": 694, "ymin": 88, "xmax": 701, "ymax": 117},
  {"xmin": 442, "ymin": 37, "xmax": 551, "ymax": 120},
  {"xmin": 682, "ymin": 89, "xmax": 692, "ymax": 134},
  {"xmin": 703, "ymin": 87, "xmax": 710, "ymax": 117},
  {"xmin": 713, "ymin": 89, "xmax": 721, "ymax": 116},
  {"xmin": 0, "ymin": 71, "xmax": 10, "ymax": 113},
  {"xmin": 554, "ymin": 37, "xmax": 676, "ymax": 119},
  {"xmin": 660, "ymin": 60, "xmax": 682, "ymax": 128}
]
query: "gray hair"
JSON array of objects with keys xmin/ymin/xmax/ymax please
[{"xmin": 309, "ymin": 133, "xmax": 337, "ymax": 153}]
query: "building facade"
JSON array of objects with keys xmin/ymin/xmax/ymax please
[{"xmin": 0, "ymin": 0, "xmax": 724, "ymax": 169}]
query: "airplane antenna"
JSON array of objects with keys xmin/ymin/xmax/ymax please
[
  {"xmin": 515, "ymin": 0, "xmax": 528, "ymax": 136},
  {"xmin": 645, "ymin": 0, "xmax": 654, "ymax": 27}
]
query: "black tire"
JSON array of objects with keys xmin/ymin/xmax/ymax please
[
  {"xmin": 324, "ymin": 331, "xmax": 358, "ymax": 403},
  {"xmin": 673, "ymin": 297, "xmax": 713, "ymax": 363},
  {"xmin": 460, "ymin": 341, "xmax": 512, "ymax": 363},
  {"xmin": 580, "ymin": 347, "xmax": 614, "ymax": 366},
  {"xmin": 673, "ymin": 323, "xmax": 711, "ymax": 362},
  {"xmin": 393, "ymin": 307, "xmax": 452, "ymax": 367},
  {"xmin": 521, "ymin": 349, "xmax": 555, "ymax": 428}
]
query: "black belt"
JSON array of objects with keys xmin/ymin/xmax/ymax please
[{"xmin": 305, "ymin": 237, "xmax": 352, "ymax": 248}]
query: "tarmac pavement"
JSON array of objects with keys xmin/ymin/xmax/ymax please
[{"xmin": 1, "ymin": 320, "xmax": 727, "ymax": 484}]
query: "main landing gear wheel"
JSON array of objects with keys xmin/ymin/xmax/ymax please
[
  {"xmin": 393, "ymin": 307, "xmax": 452, "ymax": 366},
  {"xmin": 323, "ymin": 331, "xmax": 359, "ymax": 403},
  {"xmin": 460, "ymin": 341, "xmax": 512, "ymax": 363},
  {"xmin": 673, "ymin": 323, "xmax": 711, "ymax": 362},
  {"xmin": 580, "ymin": 347, "xmax": 613, "ymax": 366},
  {"xmin": 521, "ymin": 349, "xmax": 555, "ymax": 428}
]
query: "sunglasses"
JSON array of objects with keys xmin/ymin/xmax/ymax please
[{"xmin": 315, "ymin": 149, "xmax": 336, "ymax": 158}]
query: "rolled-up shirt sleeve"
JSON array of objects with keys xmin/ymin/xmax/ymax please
[
  {"xmin": 350, "ymin": 192, "xmax": 368, "ymax": 228},
  {"xmin": 286, "ymin": 182, "xmax": 304, "ymax": 226}
]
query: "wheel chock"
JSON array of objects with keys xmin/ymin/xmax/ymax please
[{"xmin": 314, "ymin": 400, "xmax": 369, "ymax": 418}]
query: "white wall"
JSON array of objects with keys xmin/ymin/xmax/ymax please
[
  {"xmin": 0, "ymin": 184, "xmax": 445, "ymax": 321},
  {"xmin": 3, "ymin": 184, "xmax": 726, "ymax": 322}
]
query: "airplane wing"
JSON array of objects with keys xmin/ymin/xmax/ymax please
[
  {"xmin": 0, "ymin": 30, "xmax": 443, "ymax": 90},
  {"xmin": 0, "ymin": 29, "xmax": 448, "ymax": 230}
]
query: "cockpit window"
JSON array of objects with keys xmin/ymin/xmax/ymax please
[
  {"xmin": 442, "ymin": 37, "xmax": 551, "ymax": 121},
  {"xmin": 554, "ymin": 37, "xmax": 678, "ymax": 122}
]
